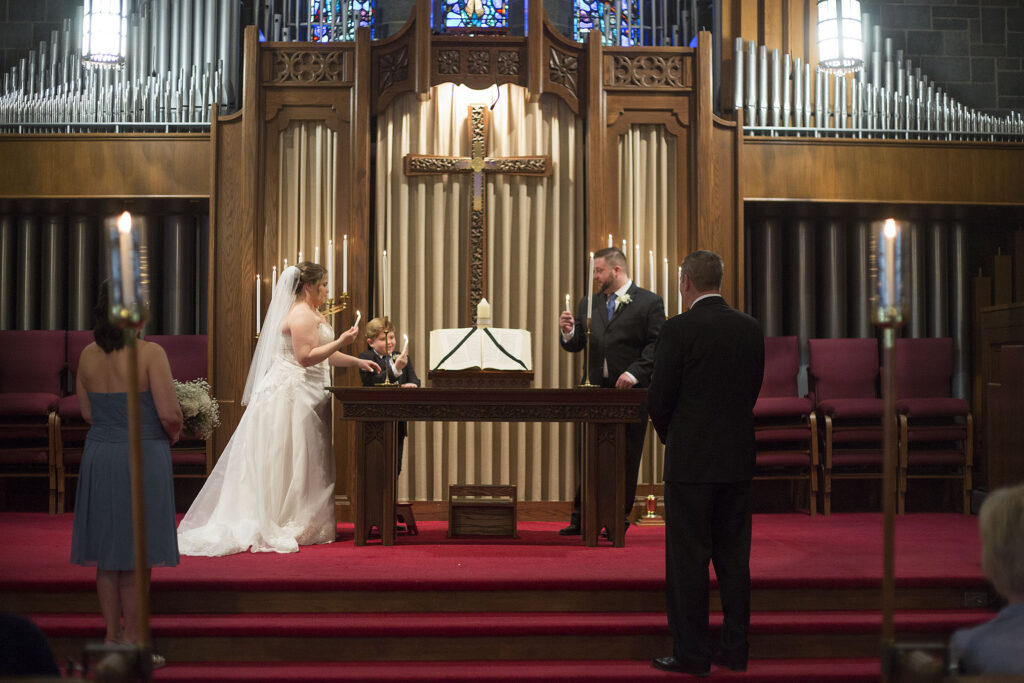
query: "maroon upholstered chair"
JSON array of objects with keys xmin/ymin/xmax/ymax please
[
  {"xmin": 0, "ymin": 331, "xmax": 65, "ymax": 513},
  {"xmin": 894, "ymin": 337, "xmax": 972, "ymax": 514},
  {"xmin": 754, "ymin": 336, "xmax": 819, "ymax": 515},
  {"xmin": 809, "ymin": 338, "xmax": 887, "ymax": 516}
]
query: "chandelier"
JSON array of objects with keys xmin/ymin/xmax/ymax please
[
  {"xmin": 82, "ymin": 0, "xmax": 127, "ymax": 69},
  {"xmin": 817, "ymin": 0, "xmax": 864, "ymax": 74}
]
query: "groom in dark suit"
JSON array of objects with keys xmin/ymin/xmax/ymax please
[
  {"xmin": 559, "ymin": 246, "xmax": 664, "ymax": 537},
  {"xmin": 647, "ymin": 250, "xmax": 764, "ymax": 676}
]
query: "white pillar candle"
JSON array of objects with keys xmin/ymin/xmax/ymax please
[
  {"xmin": 649, "ymin": 250, "xmax": 655, "ymax": 294},
  {"xmin": 272, "ymin": 265, "xmax": 277, "ymax": 292},
  {"xmin": 565, "ymin": 293, "xmax": 571, "ymax": 313},
  {"xmin": 342, "ymin": 235, "xmax": 349, "ymax": 293},
  {"xmin": 117, "ymin": 212, "xmax": 135, "ymax": 308},
  {"xmin": 255, "ymin": 274, "xmax": 261, "ymax": 334},
  {"xmin": 677, "ymin": 266, "xmax": 683, "ymax": 313},
  {"xmin": 607, "ymin": 233, "xmax": 613, "ymax": 248},
  {"xmin": 586, "ymin": 252, "xmax": 595, "ymax": 322}
]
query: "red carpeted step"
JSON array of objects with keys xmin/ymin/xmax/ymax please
[
  {"xmin": 152, "ymin": 658, "xmax": 883, "ymax": 682},
  {"xmin": 32, "ymin": 609, "xmax": 994, "ymax": 638}
]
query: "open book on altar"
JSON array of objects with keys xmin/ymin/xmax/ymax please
[{"xmin": 429, "ymin": 327, "xmax": 533, "ymax": 372}]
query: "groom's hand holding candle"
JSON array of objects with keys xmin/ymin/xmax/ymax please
[{"xmin": 560, "ymin": 310, "xmax": 575, "ymax": 336}]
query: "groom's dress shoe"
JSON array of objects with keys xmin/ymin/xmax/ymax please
[
  {"xmin": 558, "ymin": 521, "xmax": 581, "ymax": 536},
  {"xmin": 651, "ymin": 656, "xmax": 710, "ymax": 677},
  {"xmin": 712, "ymin": 653, "xmax": 747, "ymax": 672}
]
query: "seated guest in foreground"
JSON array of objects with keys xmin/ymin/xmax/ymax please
[
  {"xmin": 359, "ymin": 317, "xmax": 420, "ymax": 476},
  {"xmin": 949, "ymin": 483, "xmax": 1024, "ymax": 675},
  {"xmin": 70, "ymin": 285, "xmax": 183, "ymax": 669}
]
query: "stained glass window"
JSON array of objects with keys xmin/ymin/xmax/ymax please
[
  {"xmin": 573, "ymin": 0, "xmax": 642, "ymax": 46},
  {"xmin": 442, "ymin": 0, "xmax": 507, "ymax": 30},
  {"xmin": 309, "ymin": 0, "xmax": 375, "ymax": 42}
]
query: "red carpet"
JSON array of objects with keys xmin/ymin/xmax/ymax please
[{"xmin": 0, "ymin": 513, "xmax": 985, "ymax": 591}]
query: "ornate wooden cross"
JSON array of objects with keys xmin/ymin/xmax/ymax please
[{"xmin": 404, "ymin": 104, "xmax": 551, "ymax": 325}]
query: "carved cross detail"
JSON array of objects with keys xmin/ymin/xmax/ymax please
[{"xmin": 404, "ymin": 104, "xmax": 551, "ymax": 325}]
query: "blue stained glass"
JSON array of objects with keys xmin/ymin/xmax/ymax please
[
  {"xmin": 573, "ymin": 0, "xmax": 643, "ymax": 46},
  {"xmin": 443, "ymin": 0, "xmax": 507, "ymax": 29},
  {"xmin": 309, "ymin": 0, "xmax": 375, "ymax": 41}
]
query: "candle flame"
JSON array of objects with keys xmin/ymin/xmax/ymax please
[
  {"xmin": 883, "ymin": 218, "xmax": 897, "ymax": 239},
  {"xmin": 117, "ymin": 211, "xmax": 132, "ymax": 234}
]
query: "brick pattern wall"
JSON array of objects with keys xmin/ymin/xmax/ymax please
[
  {"xmin": 0, "ymin": 1, "xmax": 82, "ymax": 77},
  {"xmin": 860, "ymin": 1, "xmax": 1023, "ymax": 117}
]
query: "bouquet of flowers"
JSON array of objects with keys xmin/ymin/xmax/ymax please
[{"xmin": 174, "ymin": 378, "xmax": 220, "ymax": 440}]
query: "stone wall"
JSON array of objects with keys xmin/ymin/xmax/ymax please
[{"xmin": 860, "ymin": 1, "xmax": 1022, "ymax": 116}]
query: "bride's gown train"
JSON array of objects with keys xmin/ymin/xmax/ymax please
[{"xmin": 177, "ymin": 323, "xmax": 337, "ymax": 556}]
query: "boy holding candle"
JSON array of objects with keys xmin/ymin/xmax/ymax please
[{"xmin": 358, "ymin": 317, "xmax": 420, "ymax": 476}]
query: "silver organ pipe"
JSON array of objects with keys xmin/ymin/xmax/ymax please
[
  {"xmin": 1, "ymin": 0, "xmax": 242, "ymax": 132},
  {"xmin": 731, "ymin": 14, "xmax": 1023, "ymax": 140}
]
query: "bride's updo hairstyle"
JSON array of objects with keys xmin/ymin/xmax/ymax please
[{"xmin": 294, "ymin": 261, "xmax": 327, "ymax": 296}]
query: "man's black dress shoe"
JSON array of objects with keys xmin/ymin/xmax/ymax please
[
  {"xmin": 651, "ymin": 656, "xmax": 710, "ymax": 677},
  {"xmin": 558, "ymin": 522, "xmax": 581, "ymax": 536},
  {"xmin": 600, "ymin": 520, "xmax": 630, "ymax": 539}
]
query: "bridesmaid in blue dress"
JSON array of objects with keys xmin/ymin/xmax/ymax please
[{"xmin": 70, "ymin": 287, "xmax": 182, "ymax": 659}]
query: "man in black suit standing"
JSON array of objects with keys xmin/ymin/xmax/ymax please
[
  {"xmin": 559, "ymin": 246, "xmax": 664, "ymax": 537},
  {"xmin": 647, "ymin": 250, "xmax": 764, "ymax": 676}
]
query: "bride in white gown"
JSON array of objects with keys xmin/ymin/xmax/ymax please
[{"xmin": 177, "ymin": 263, "xmax": 379, "ymax": 556}]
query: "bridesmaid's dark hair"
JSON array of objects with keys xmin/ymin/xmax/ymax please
[
  {"xmin": 295, "ymin": 261, "xmax": 327, "ymax": 295},
  {"xmin": 92, "ymin": 281, "xmax": 126, "ymax": 353}
]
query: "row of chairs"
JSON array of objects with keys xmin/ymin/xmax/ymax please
[
  {"xmin": 0, "ymin": 330, "xmax": 210, "ymax": 513},
  {"xmin": 755, "ymin": 336, "xmax": 972, "ymax": 516}
]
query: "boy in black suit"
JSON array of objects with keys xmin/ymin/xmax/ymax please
[
  {"xmin": 358, "ymin": 317, "xmax": 420, "ymax": 476},
  {"xmin": 647, "ymin": 250, "xmax": 764, "ymax": 676},
  {"xmin": 559, "ymin": 246, "xmax": 664, "ymax": 537}
]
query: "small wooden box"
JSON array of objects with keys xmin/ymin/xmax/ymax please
[{"xmin": 448, "ymin": 484, "xmax": 517, "ymax": 538}]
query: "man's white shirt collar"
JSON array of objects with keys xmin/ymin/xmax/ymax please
[{"xmin": 690, "ymin": 292, "xmax": 723, "ymax": 307}]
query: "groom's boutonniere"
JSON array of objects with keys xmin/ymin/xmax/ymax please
[{"xmin": 616, "ymin": 293, "xmax": 632, "ymax": 309}]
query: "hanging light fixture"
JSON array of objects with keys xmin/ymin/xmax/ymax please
[
  {"xmin": 82, "ymin": 0, "xmax": 128, "ymax": 69},
  {"xmin": 817, "ymin": 0, "xmax": 864, "ymax": 74}
]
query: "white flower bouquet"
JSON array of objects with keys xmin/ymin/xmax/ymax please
[{"xmin": 174, "ymin": 379, "xmax": 220, "ymax": 440}]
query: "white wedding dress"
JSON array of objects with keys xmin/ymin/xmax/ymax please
[{"xmin": 177, "ymin": 323, "xmax": 337, "ymax": 556}]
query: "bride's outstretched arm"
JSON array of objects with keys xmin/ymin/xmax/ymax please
[
  {"xmin": 290, "ymin": 310, "xmax": 360, "ymax": 367},
  {"xmin": 329, "ymin": 352, "xmax": 379, "ymax": 373}
]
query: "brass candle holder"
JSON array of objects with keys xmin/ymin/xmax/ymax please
[{"xmin": 578, "ymin": 319, "xmax": 598, "ymax": 388}]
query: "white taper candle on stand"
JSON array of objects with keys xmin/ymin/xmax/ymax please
[
  {"xmin": 649, "ymin": 250, "xmax": 655, "ymax": 295},
  {"xmin": 272, "ymin": 265, "xmax": 277, "ymax": 292},
  {"xmin": 382, "ymin": 250, "xmax": 389, "ymax": 320},
  {"xmin": 342, "ymin": 235, "xmax": 349, "ymax": 293},
  {"xmin": 117, "ymin": 212, "xmax": 135, "ymax": 308},
  {"xmin": 587, "ymin": 252, "xmax": 595, "ymax": 322},
  {"xmin": 662, "ymin": 257, "xmax": 668, "ymax": 308},
  {"xmin": 255, "ymin": 274, "xmax": 261, "ymax": 334},
  {"xmin": 327, "ymin": 239, "xmax": 333, "ymax": 300},
  {"xmin": 677, "ymin": 265, "xmax": 683, "ymax": 313},
  {"xmin": 634, "ymin": 244, "xmax": 641, "ymax": 286}
]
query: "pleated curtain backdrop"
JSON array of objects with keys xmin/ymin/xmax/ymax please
[
  {"xmin": 376, "ymin": 83, "xmax": 584, "ymax": 503},
  {"xmin": 277, "ymin": 123, "xmax": 338, "ymax": 267},
  {"xmin": 618, "ymin": 124, "xmax": 678, "ymax": 492}
]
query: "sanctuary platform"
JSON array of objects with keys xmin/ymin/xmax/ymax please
[{"xmin": 0, "ymin": 512, "xmax": 999, "ymax": 682}]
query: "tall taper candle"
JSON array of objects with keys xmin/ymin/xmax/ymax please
[
  {"xmin": 662, "ymin": 257, "xmax": 668, "ymax": 308},
  {"xmin": 255, "ymin": 274, "xmax": 261, "ymax": 334},
  {"xmin": 883, "ymin": 219, "xmax": 897, "ymax": 311},
  {"xmin": 677, "ymin": 265, "xmax": 682, "ymax": 313},
  {"xmin": 401, "ymin": 333, "xmax": 408, "ymax": 356},
  {"xmin": 272, "ymin": 265, "xmax": 277, "ymax": 292},
  {"xmin": 607, "ymin": 234, "xmax": 613, "ymax": 248},
  {"xmin": 117, "ymin": 212, "xmax": 135, "ymax": 308},
  {"xmin": 565, "ymin": 293, "xmax": 571, "ymax": 313},
  {"xmin": 621, "ymin": 239, "xmax": 627, "ymax": 256},
  {"xmin": 314, "ymin": 245, "xmax": 319, "ymax": 264},
  {"xmin": 587, "ymin": 252, "xmax": 595, "ymax": 322},
  {"xmin": 327, "ymin": 239, "xmax": 333, "ymax": 300},
  {"xmin": 634, "ymin": 244, "xmax": 641, "ymax": 285},
  {"xmin": 298, "ymin": 250, "xmax": 302, "ymax": 263},
  {"xmin": 382, "ymin": 250, "xmax": 389, "ymax": 320},
  {"xmin": 649, "ymin": 250, "xmax": 655, "ymax": 295},
  {"xmin": 342, "ymin": 235, "xmax": 348, "ymax": 293}
]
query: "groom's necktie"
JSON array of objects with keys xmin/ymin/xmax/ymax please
[{"xmin": 606, "ymin": 294, "xmax": 617, "ymax": 321}]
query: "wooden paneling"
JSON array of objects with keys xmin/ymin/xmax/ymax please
[
  {"xmin": 0, "ymin": 135, "xmax": 210, "ymax": 198},
  {"xmin": 742, "ymin": 138, "xmax": 1024, "ymax": 205}
]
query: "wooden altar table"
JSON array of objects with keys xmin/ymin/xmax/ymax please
[{"xmin": 329, "ymin": 387, "xmax": 648, "ymax": 548}]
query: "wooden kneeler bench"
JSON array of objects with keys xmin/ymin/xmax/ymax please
[{"xmin": 448, "ymin": 484, "xmax": 517, "ymax": 538}]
